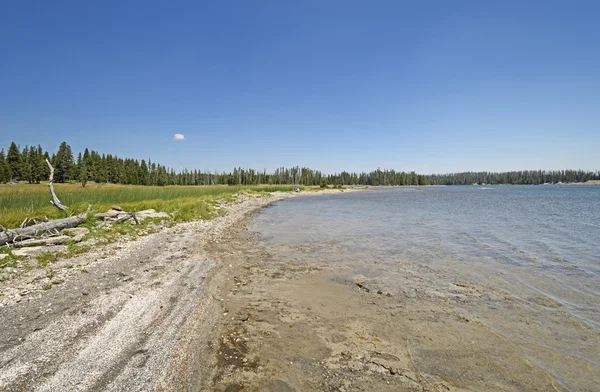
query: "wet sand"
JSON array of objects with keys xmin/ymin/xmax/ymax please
[{"xmin": 206, "ymin": 213, "xmax": 592, "ymax": 391}]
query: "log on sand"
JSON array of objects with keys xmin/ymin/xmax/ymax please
[
  {"xmin": 94, "ymin": 210, "xmax": 140, "ymax": 225},
  {"xmin": 12, "ymin": 235, "xmax": 72, "ymax": 248},
  {"xmin": 0, "ymin": 207, "xmax": 90, "ymax": 247}
]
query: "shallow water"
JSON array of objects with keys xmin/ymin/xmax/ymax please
[{"xmin": 251, "ymin": 186, "xmax": 600, "ymax": 391}]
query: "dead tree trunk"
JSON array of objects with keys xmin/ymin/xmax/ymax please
[
  {"xmin": 114, "ymin": 213, "xmax": 140, "ymax": 225},
  {"xmin": 0, "ymin": 207, "xmax": 89, "ymax": 246},
  {"xmin": 46, "ymin": 158, "xmax": 68, "ymax": 211}
]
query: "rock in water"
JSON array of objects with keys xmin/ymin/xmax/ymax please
[{"xmin": 354, "ymin": 274, "xmax": 370, "ymax": 291}]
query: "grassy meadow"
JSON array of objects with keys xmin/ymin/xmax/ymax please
[{"xmin": 0, "ymin": 182, "xmax": 302, "ymax": 229}]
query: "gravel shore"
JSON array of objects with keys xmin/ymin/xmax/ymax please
[{"xmin": 0, "ymin": 190, "xmax": 357, "ymax": 391}]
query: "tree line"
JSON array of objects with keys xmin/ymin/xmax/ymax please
[
  {"xmin": 427, "ymin": 170, "xmax": 600, "ymax": 185},
  {"xmin": 1, "ymin": 141, "xmax": 598, "ymax": 187}
]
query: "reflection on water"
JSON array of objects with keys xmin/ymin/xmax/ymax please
[{"xmin": 251, "ymin": 185, "xmax": 600, "ymax": 391}]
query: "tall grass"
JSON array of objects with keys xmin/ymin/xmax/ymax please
[{"xmin": 0, "ymin": 183, "xmax": 301, "ymax": 228}]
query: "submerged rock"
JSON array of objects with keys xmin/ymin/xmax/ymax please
[{"xmin": 354, "ymin": 275, "xmax": 370, "ymax": 292}]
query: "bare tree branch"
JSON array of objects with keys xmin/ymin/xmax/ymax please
[
  {"xmin": 114, "ymin": 213, "xmax": 140, "ymax": 225},
  {"xmin": 46, "ymin": 158, "xmax": 68, "ymax": 211}
]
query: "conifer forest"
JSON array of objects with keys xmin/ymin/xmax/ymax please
[{"xmin": 1, "ymin": 141, "xmax": 598, "ymax": 187}]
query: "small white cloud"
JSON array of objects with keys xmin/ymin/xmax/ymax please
[{"xmin": 174, "ymin": 133, "xmax": 185, "ymax": 141}]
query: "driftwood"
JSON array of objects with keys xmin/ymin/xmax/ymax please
[
  {"xmin": 13, "ymin": 235, "xmax": 71, "ymax": 248},
  {"xmin": 46, "ymin": 158, "xmax": 68, "ymax": 211},
  {"xmin": 94, "ymin": 209, "xmax": 140, "ymax": 225},
  {"xmin": 20, "ymin": 217, "xmax": 49, "ymax": 229},
  {"xmin": 94, "ymin": 211, "xmax": 121, "ymax": 219},
  {"xmin": 115, "ymin": 213, "xmax": 139, "ymax": 225},
  {"xmin": 0, "ymin": 206, "xmax": 90, "ymax": 246}
]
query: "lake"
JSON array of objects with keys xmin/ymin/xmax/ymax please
[{"xmin": 251, "ymin": 185, "xmax": 600, "ymax": 391}]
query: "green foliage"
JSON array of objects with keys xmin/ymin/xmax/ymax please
[
  {"xmin": 7, "ymin": 142, "xmax": 21, "ymax": 181},
  {"xmin": 1, "ymin": 140, "xmax": 599, "ymax": 191},
  {"xmin": 0, "ymin": 252, "xmax": 19, "ymax": 270},
  {"xmin": 0, "ymin": 149, "xmax": 10, "ymax": 183},
  {"xmin": 53, "ymin": 141, "xmax": 75, "ymax": 183},
  {"xmin": 66, "ymin": 243, "xmax": 87, "ymax": 257},
  {"xmin": 320, "ymin": 178, "xmax": 328, "ymax": 188},
  {"xmin": 37, "ymin": 252, "xmax": 60, "ymax": 267}
]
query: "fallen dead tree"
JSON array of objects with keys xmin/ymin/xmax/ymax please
[
  {"xmin": 0, "ymin": 161, "xmax": 88, "ymax": 247},
  {"xmin": 12, "ymin": 235, "xmax": 72, "ymax": 248},
  {"xmin": 94, "ymin": 206, "xmax": 168, "ymax": 228},
  {"xmin": 1, "ymin": 161, "xmax": 168, "ymax": 250},
  {"xmin": 94, "ymin": 206, "xmax": 140, "ymax": 227},
  {"xmin": 0, "ymin": 207, "xmax": 90, "ymax": 247}
]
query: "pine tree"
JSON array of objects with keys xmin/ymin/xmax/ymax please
[
  {"xmin": 140, "ymin": 159, "xmax": 150, "ymax": 185},
  {"xmin": 0, "ymin": 149, "xmax": 10, "ymax": 183},
  {"xmin": 97, "ymin": 153, "xmax": 108, "ymax": 183},
  {"xmin": 79, "ymin": 158, "xmax": 88, "ymax": 188},
  {"xmin": 73, "ymin": 152, "xmax": 82, "ymax": 183},
  {"xmin": 411, "ymin": 172, "xmax": 418, "ymax": 186},
  {"xmin": 54, "ymin": 142, "xmax": 75, "ymax": 183},
  {"xmin": 41, "ymin": 151, "xmax": 51, "ymax": 180},
  {"xmin": 21, "ymin": 146, "xmax": 33, "ymax": 183},
  {"xmin": 34, "ymin": 145, "xmax": 46, "ymax": 183},
  {"xmin": 82, "ymin": 148, "xmax": 91, "ymax": 183},
  {"xmin": 7, "ymin": 142, "xmax": 23, "ymax": 182}
]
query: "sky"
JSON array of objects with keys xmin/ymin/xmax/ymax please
[{"xmin": 1, "ymin": 0, "xmax": 599, "ymax": 174}]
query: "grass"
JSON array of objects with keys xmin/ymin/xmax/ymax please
[
  {"xmin": 0, "ymin": 183, "xmax": 303, "ymax": 228},
  {"xmin": 0, "ymin": 183, "xmax": 303, "ymax": 279}
]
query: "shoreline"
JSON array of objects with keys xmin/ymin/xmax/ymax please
[
  {"xmin": 0, "ymin": 188, "xmax": 357, "ymax": 391},
  {"xmin": 1, "ymin": 186, "xmax": 587, "ymax": 391},
  {"xmin": 206, "ymin": 208, "xmax": 460, "ymax": 391},
  {"xmin": 205, "ymin": 194, "xmax": 583, "ymax": 391}
]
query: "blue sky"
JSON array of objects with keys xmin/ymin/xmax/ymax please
[{"xmin": 1, "ymin": 0, "xmax": 598, "ymax": 174}]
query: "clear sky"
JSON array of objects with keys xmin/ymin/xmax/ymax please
[{"xmin": 1, "ymin": 0, "xmax": 598, "ymax": 174}]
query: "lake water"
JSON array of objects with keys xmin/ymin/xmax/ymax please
[{"xmin": 251, "ymin": 186, "xmax": 600, "ymax": 391}]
